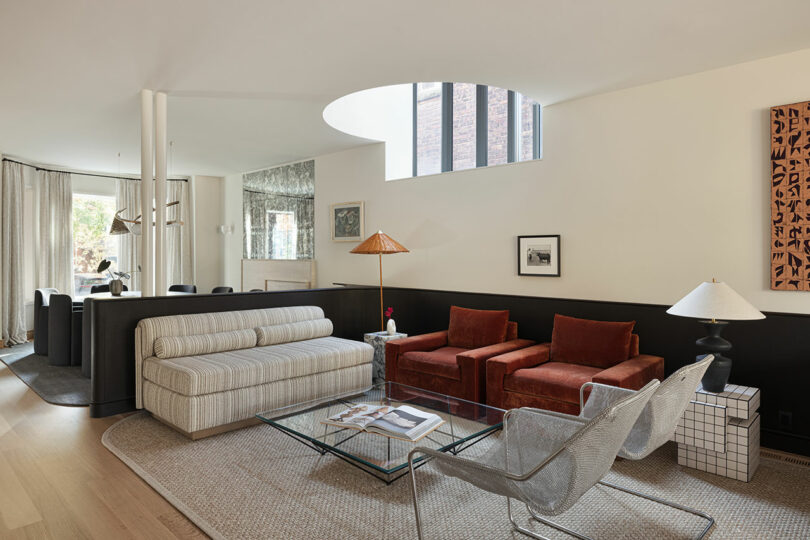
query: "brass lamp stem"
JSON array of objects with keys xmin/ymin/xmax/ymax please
[{"xmin": 379, "ymin": 253, "xmax": 384, "ymax": 332}]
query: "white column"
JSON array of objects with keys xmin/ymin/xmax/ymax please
[
  {"xmin": 154, "ymin": 91, "xmax": 168, "ymax": 295},
  {"xmin": 140, "ymin": 89, "xmax": 154, "ymax": 296}
]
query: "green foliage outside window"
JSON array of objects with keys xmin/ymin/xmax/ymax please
[{"xmin": 73, "ymin": 195, "xmax": 116, "ymax": 274}]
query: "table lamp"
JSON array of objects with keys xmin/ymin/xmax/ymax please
[
  {"xmin": 350, "ymin": 231, "xmax": 409, "ymax": 331},
  {"xmin": 666, "ymin": 279, "xmax": 764, "ymax": 392}
]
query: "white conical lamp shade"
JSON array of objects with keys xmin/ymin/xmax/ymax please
[{"xmin": 667, "ymin": 281, "xmax": 765, "ymax": 321}]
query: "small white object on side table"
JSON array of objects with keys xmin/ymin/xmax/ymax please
[
  {"xmin": 671, "ymin": 382, "xmax": 761, "ymax": 482},
  {"xmin": 363, "ymin": 331, "xmax": 407, "ymax": 383}
]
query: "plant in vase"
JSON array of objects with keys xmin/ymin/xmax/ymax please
[
  {"xmin": 97, "ymin": 259, "xmax": 130, "ymax": 296},
  {"xmin": 385, "ymin": 307, "xmax": 396, "ymax": 335}
]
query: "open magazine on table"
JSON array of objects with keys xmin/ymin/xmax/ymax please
[{"xmin": 323, "ymin": 403, "xmax": 445, "ymax": 442}]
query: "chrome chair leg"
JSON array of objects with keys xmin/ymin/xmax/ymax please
[
  {"xmin": 507, "ymin": 497, "xmax": 552, "ymax": 540},
  {"xmin": 523, "ymin": 504, "xmax": 593, "ymax": 540},
  {"xmin": 598, "ymin": 480, "xmax": 714, "ymax": 540}
]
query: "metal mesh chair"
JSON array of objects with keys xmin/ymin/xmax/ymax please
[
  {"xmin": 408, "ymin": 380, "xmax": 660, "ymax": 539},
  {"xmin": 577, "ymin": 354, "xmax": 716, "ymax": 539}
]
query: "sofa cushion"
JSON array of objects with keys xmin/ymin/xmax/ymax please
[
  {"xmin": 154, "ymin": 329, "xmax": 257, "ymax": 359},
  {"xmin": 143, "ymin": 336, "xmax": 372, "ymax": 396},
  {"xmin": 550, "ymin": 314, "xmax": 635, "ymax": 368},
  {"xmin": 399, "ymin": 346, "xmax": 468, "ymax": 380},
  {"xmin": 138, "ymin": 306, "xmax": 326, "ymax": 358},
  {"xmin": 255, "ymin": 318, "xmax": 333, "ymax": 346},
  {"xmin": 447, "ymin": 306, "xmax": 509, "ymax": 349},
  {"xmin": 504, "ymin": 361, "xmax": 601, "ymax": 404}
]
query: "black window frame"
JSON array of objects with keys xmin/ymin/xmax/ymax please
[{"xmin": 413, "ymin": 83, "xmax": 541, "ymax": 177}]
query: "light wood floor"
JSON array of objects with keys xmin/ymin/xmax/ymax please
[{"xmin": 0, "ymin": 357, "xmax": 207, "ymax": 539}]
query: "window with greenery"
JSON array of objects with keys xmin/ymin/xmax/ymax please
[
  {"xmin": 72, "ymin": 193, "xmax": 118, "ymax": 297},
  {"xmin": 413, "ymin": 83, "xmax": 541, "ymax": 177}
]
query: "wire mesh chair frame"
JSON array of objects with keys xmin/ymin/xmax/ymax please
[
  {"xmin": 575, "ymin": 354, "xmax": 717, "ymax": 539},
  {"xmin": 408, "ymin": 380, "xmax": 660, "ymax": 540}
]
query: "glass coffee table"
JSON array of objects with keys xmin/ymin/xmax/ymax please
[{"xmin": 256, "ymin": 382, "xmax": 504, "ymax": 483}]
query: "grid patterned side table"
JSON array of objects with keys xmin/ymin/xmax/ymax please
[
  {"xmin": 363, "ymin": 331, "xmax": 407, "ymax": 383},
  {"xmin": 672, "ymin": 383, "xmax": 761, "ymax": 482}
]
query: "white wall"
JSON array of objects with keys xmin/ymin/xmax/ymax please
[
  {"xmin": 323, "ymin": 84, "xmax": 413, "ymax": 180},
  {"xmin": 313, "ymin": 47, "xmax": 810, "ymax": 315},
  {"xmin": 191, "ymin": 175, "xmax": 225, "ymax": 293},
  {"xmin": 222, "ymin": 173, "xmax": 243, "ymax": 290}
]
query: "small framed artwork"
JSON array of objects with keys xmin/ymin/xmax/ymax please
[
  {"xmin": 330, "ymin": 201, "xmax": 365, "ymax": 242},
  {"xmin": 518, "ymin": 235, "xmax": 560, "ymax": 276}
]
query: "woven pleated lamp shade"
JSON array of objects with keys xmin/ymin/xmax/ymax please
[
  {"xmin": 109, "ymin": 211, "xmax": 131, "ymax": 235},
  {"xmin": 350, "ymin": 231, "xmax": 409, "ymax": 255},
  {"xmin": 351, "ymin": 231, "xmax": 408, "ymax": 331}
]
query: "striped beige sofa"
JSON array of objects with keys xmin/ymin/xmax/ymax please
[{"xmin": 135, "ymin": 306, "xmax": 373, "ymax": 438}]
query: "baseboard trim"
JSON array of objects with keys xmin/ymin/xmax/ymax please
[
  {"xmin": 90, "ymin": 398, "xmax": 136, "ymax": 418},
  {"xmin": 761, "ymin": 447, "xmax": 810, "ymax": 468}
]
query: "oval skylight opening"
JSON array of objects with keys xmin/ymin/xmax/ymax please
[{"xmin": 324, "ymin": 83, "xmax": 542, "ymax": 181}]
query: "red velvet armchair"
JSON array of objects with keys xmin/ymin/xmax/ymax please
[
  {"xmin": 385, "ymin": 306, "xmax": 535, "ymax": 404},
  {"xmin": 486, "ymin": 314, "xmax": 664, "ymax": 415}
]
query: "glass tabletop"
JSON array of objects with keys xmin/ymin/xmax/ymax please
[{"xmin": 256, "ymin": 382, "xmax": 504, "ymax": 483}]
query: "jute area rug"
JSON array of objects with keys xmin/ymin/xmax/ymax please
[{"xmin": 103, "ymin": 413, "xmax": 810, "ymax": 540}]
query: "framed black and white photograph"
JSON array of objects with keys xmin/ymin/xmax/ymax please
[
  {"xmin": 518, "ymin": 235, "xmax": 560, "ymax": 276},
  {"xmin": 330, "ymin": 201, "xmax": 365, "ymax": 242}
]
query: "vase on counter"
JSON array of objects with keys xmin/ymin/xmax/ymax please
[
  {"xmin": 386, "ymin": 318, "xmax": 396, "ymax": 335},
  {"xmin": 110, "ymin": 279, "xmax": 124, "ymax": 296}
]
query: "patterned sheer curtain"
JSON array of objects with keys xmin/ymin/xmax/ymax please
[
  {"xmin": 0, "ymin": 159, "xmax": 27, "ymax": 345},
  {"xmin": 36, "ymin": 169, "xmax": 74, "ymax": 296},
  {"xmin": 243, "ymin": 160, "xmax": 314, "ymax": 260},
  {"xmin": 116, "ymin": 178, "xmax": 191, "ymax": 290}
]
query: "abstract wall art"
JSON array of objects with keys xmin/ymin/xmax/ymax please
[{"xmin": 770, "ymin": 101, "xmax": 810, "ymax": 290}]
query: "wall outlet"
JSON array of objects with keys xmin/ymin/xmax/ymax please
[{"xmin": 778, "ymin": 410, "xmax": 793, "ymax": 430}]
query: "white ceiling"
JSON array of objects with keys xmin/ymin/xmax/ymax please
[{"xmin": 2, "ymin": 0, "xmax": 810, "ymax": 176}]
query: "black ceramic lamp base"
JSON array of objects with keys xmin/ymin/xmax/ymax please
[{"xmin": 696, "ymin": 320, "xmax": 732, "ymax": 393}]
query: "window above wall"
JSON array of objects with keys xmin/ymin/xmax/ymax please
[{"xmin": 323, "ymin": 83, "xmax": 542, "ymax": 181}]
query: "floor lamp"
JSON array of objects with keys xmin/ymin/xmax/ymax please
[{"xmin": 350, "ymin": 231, "xmax": 409, "ymax": 331}]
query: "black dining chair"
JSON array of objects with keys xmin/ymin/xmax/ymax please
[
  {"xmin": 211, "ymin": 286, "xmax": 234, "ymax": 294},
  {"xmin": 169, "ymin": 284, "xmax": 197, "ymax": 293},
  {"xmin": 48, "ymin": 294, "xmax": 81, "ymax": 367},
  {"xmin": 34, "ymin": 288, "xmax": 58, "ymax": 355},
  {"xmin": 249, "ymin": 289, "xmax": 264, "ymax": 292},
  {"xmin": 90, "ymin": 284, "xmax": 129, "ymax": 294}
]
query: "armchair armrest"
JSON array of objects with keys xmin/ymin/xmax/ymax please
[
  {"xmin": 458, "ymin": 339, "xmax": 536, "ymax": 364},
  {"xmin": 592, "ymin": 354, "xmax": 664, "ymax": 390},
  {"xmin": 388, "ymin": 331, "xmax": 448, "ymax": 354},
  {"xmin": 385, "ymin": 331, "xmax": 448, "ymax": 381},
  {"xmin": 487, "ymin": 343, "xmax": 550, "ymax": 375},
  {"xmin": 485, "ymin": 343, "xmax": 550, "ymax": 408},
  {"xmin": 458, "ymin": 339, "xmax": 535, "ymax": 404}
]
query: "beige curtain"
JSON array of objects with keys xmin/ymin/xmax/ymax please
[
  {"xmin": 35, "ymin": 170, "xmax": 74, "ymax": 296},
  {"xmin": 166, "ymin": 180, "xmax": 191, "ymax": 286},
  {"xmin": 117, "ymin": 178, "xmax": 191, "ymax": 290},
  {"xmin": 0, "ymin": 159, "xmax": 28, "ymax": 345},
  {"xmin": 116, "ymin": 178, "xmax": 142, "ymax": 291}
]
